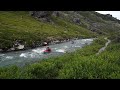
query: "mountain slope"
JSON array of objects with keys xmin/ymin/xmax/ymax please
[
  {"xmin": 0, "ymin": 11, "xmax": 96, "ymax": 51},
  {"xmin": 30, "ymin": 11, "xmax": 120, "ymax": 34},
  {"xmin": 0, "ymin": 11, "xmax": 120, "ymax": 79},
  {"xmin": 0, "ymin": 11, "xmax": 120, "ymax": 52}
]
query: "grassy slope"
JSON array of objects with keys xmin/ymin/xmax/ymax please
[
  {"xmin": 0, "ymin": 11, "xmax": 96, "ymax": 49},
  {"xmin": 0, "ymin": 11, "xmax": 120, "ymax": 79}
]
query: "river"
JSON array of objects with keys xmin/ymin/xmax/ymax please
[{"xmin": 0, "ymin": 38, "xmax": 94, "ymax": 67}]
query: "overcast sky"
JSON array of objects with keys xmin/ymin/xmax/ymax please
[{"xmin": 96, "ymin": 11, "xmax": 120, "ymax": 20}]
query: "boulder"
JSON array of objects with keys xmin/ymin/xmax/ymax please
[
  {"xmin": 10, "ymin": 48, "xmax": 15, "ymax": 51},
  {"xmin": 16, "ymin": 44, "xmax": 24, "ymax": 50}
]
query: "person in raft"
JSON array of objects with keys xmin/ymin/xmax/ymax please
[{"xmin": 44, "ymin": 47, "xmax": 52, "ymax": 53}]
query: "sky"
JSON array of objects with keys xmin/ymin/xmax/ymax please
[{"xmin": 96, "ymin": 11, "xmax": 120, "ymax": 20}]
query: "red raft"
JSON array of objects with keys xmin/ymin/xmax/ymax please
[{"xmin": 43, "ymin": 47, "xmax": 52, "ymax": 54}]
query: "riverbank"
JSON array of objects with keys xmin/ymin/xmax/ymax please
[
  {"xmin": 0, "ymin": 37, "xmax": 90, "ymax": 53},
  {"xmin": 1, "ymin": 37, "xmax": 120, "ymax": 79},
  {"xmin": 2, "ymin": 37, "xmax": 119, "ymax": 79}
]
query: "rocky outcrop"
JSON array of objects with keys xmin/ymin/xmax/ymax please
[
  {"xmin": 29, "ymin": 11, "xmax": 52, "ymax": 18},
  {"xmin": 73, "ymin": 18, "xmax": 81, "ymax": 24},
  {"xmin": 29, "ymin": 11, "xmax": 120, "ymax": 35},
  {"xmin": 29, "ymin": 11, "xmax": 53, "ymax": 22},
  {"xmin": 52, "ymin": 11, "xmax": 60, "ymax": 17}
]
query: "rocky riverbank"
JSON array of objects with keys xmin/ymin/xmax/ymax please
[{"xmin": 0, "ymin": 37, "xmax": 81, "ymax": 53}]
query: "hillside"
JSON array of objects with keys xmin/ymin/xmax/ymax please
[
  {"xmin": 0, "ymin": 11, "xmax": 120, "ymax": 52},
  {"xmin": 0, "ymin": 11, "xmax": 96, "ymax": 52},
  {"xmin": 0, "ymin": 11, "xmax": 120, "ymax": 51},
  {"xmin": 0, "ymin": 11, "xmax": 120, "ymax": 79},
  {"xmin": 30, "ymin": 11, "xmax": 120, "ymax": 35}
]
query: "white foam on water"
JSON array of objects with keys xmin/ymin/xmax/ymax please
[
  {"xmin": 54, "ymin": 48, "xmax": 57, "ymax": 50},
  {"xmin": 64, "ymin": 46, "xmax": 68, "ymax": 48},
  {"xmin": 81, "ymin": 42, "xmax": 85, "ymax": 44},
  {"xmin": 85, "ymin": 39, "xmax": 93, "ymax": 41},
  {"xmin": 20, "ymin": 53, "xmax": 27, "ymax": 58},
  {"xmin": 74, "ymin": 46, "xmax": 81, "ymax": 47},
  {"xmin": 32, "ymin": 48, "xmax": 46, "ymax": 54},
  {"xmin": 6, "ymin": 56, "xmax": 13, "ymax": 59},
  {"xmin": 0, "ymin": 54, "xmax": 5, "ymax": 56},
  {"xmin": 56, "ymin": 49, "xmax": 66, "ymax": 53},
  {"xmin": 20, "ymin": 48, "xmax": 47, "ymax": 58},
  {"xmin": 29, "ymin": 53, "xmax": 37, "ymax": 58}
]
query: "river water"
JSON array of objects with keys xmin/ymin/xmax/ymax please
[{"xmin": 0, "ymin": 38, "xmax": 94, "ymax": 67}]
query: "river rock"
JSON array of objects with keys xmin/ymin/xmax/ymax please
[
  {"xmin": 16, "ymin": 44, "xmax": 24, "ymax": 50},
  {"xmin": 0, "ymin": 49, "xmax": 3, "ymax": 52},
  {"xmin": 10, "ymin": 48, "xmax": 15, "ymax": 51}
]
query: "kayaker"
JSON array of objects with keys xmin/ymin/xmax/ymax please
[{"xmin": 44, "ymin": 47, "xmax": 52, "ymax": 53}]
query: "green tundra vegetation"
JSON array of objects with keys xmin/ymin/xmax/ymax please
[
  {"xmin": 0, "ymin": 11, "xmax": 96, "ymax": 49},
  {"xmin": 0, "ymin": 11, "xmax": 120, "ymax": 79}
]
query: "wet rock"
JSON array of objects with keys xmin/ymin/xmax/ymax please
[
  {"xmin": 2, "ymin": 47, "xmax": 8, "ymax": 52},
  {"xmin": 42, "ymin": 42, "xmax": 48, "ymax": 46},
  {"xmin": 0, "ymin": 49, "xmax": 3, "ymax": 52},
  {"xmin": 10, "ymin": 48, "xmax": 15, "ymax": 51},
  {"xmin": 17, "ymin": 44, "xmax": 24, "ymax": 50}
]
